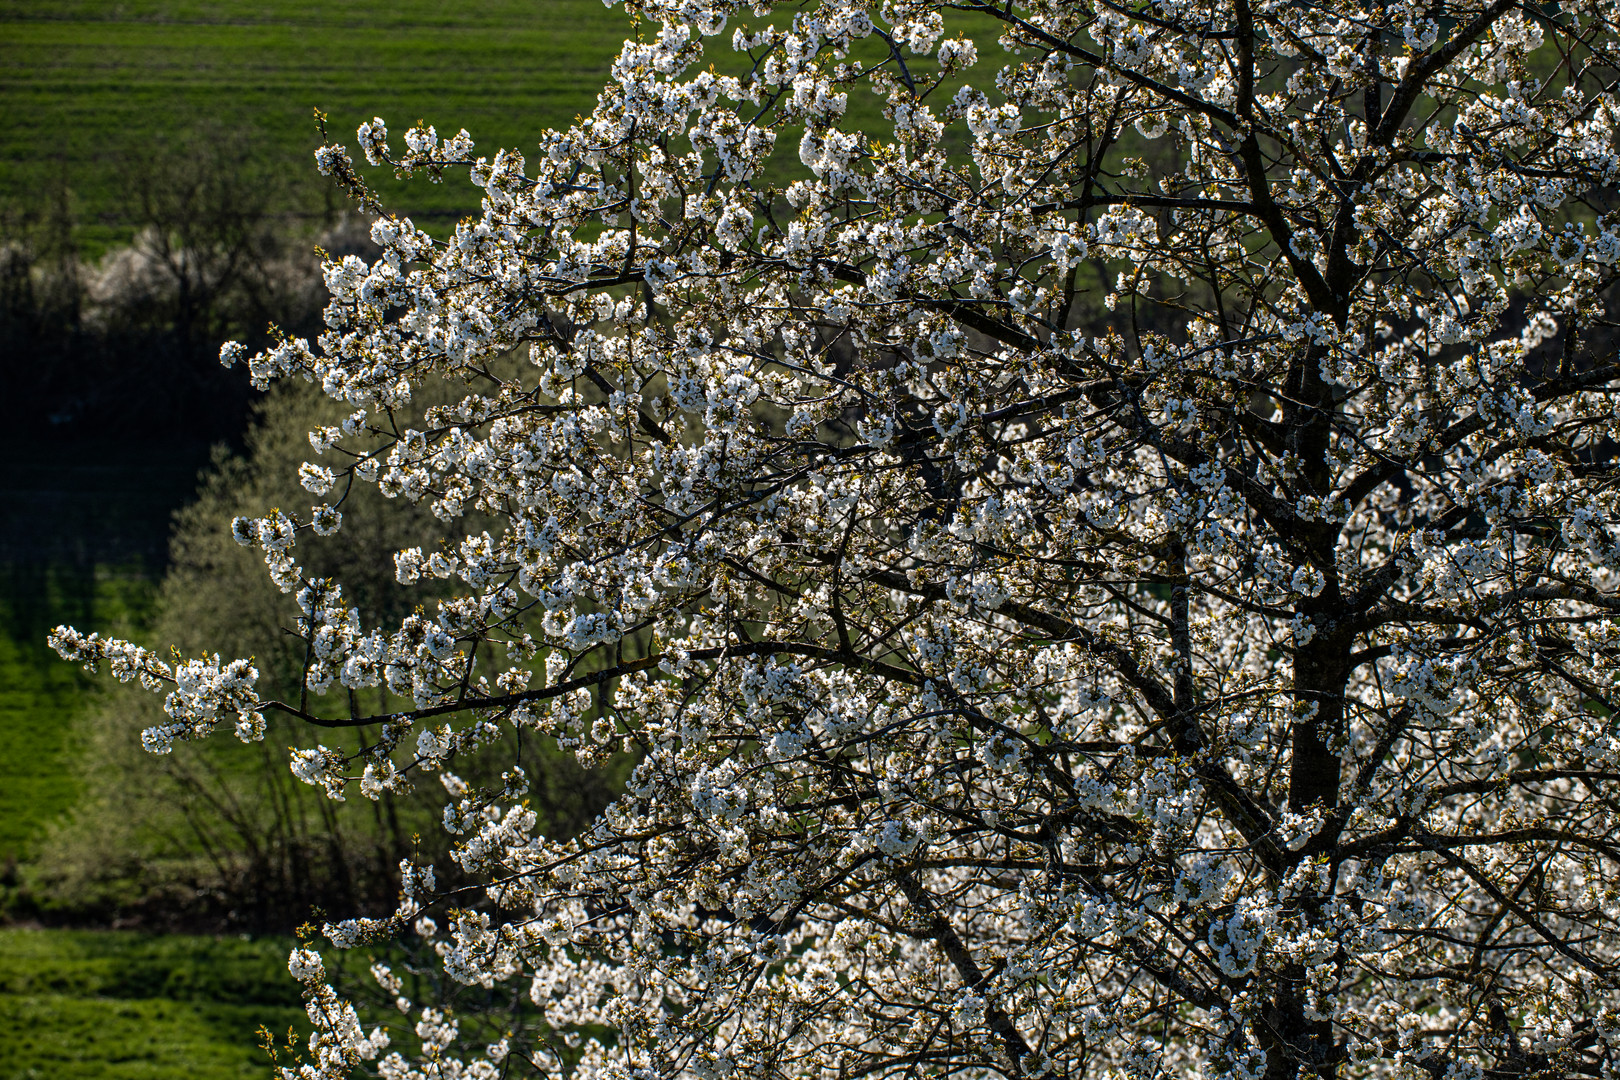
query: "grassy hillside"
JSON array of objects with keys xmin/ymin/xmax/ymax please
[
  {"xmin": 0, "ymin": 0, "xmax": 635, "ymax": 250},
  {"xmin": 0, "ymin": 568, "xmax": 155, "ymax": 866},
  {"xmin": 0, "ymin": 927, "xmax": 306, "ymax": 1080}
]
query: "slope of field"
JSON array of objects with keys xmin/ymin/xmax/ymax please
[
  {"xmin": 0, "ymin": 569, "xmax": 155, "ymax": 866},
  {"xmin": 0, "ymin": 927, "xmax": 306, "ymax": 1080},
  {"xmin": 0, "ymin": 0, "xmax": 633, "ymax": 249}
]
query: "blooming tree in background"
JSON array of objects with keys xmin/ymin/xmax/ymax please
[{"xmin": 51, "ymin": 0, "xmax": 1620, "ymax": 1077}]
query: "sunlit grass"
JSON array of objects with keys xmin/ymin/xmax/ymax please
[{"xmin": 0, "ymin": 927, "xmax": 306, "ymax": 1080}]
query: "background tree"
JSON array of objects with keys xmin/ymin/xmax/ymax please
[
  {"xmin": 0, "ymin": 129, "xmax": 346, "ymax": 445},
  {"xmin": 32, "ymin": 378, "xmax": 620, "ymax": 930},
  {"xmin": 52, "ymin": 1, "xmax": 1620, "ymax": 1079}
]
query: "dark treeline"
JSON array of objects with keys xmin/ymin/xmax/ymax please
[{"xmin": 0, "ymin": 132, "xmax": 373, "ymax": 448}]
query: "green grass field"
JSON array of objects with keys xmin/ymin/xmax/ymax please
[
  {"xmin": 0, "ymin": 568, "xmax": 156, "ymax": 865},
  {"xmin": 0, "ymin": 927, "xmax": 306, "ymax": 1080},
  {"xmin": 0, "ymin": 0, "xmax": 635, "ymax": 249}
]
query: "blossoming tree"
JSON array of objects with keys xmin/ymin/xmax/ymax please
[{"xmin": 51, "ymin": 0, "xmax": 1620, "ymax": 1076}]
